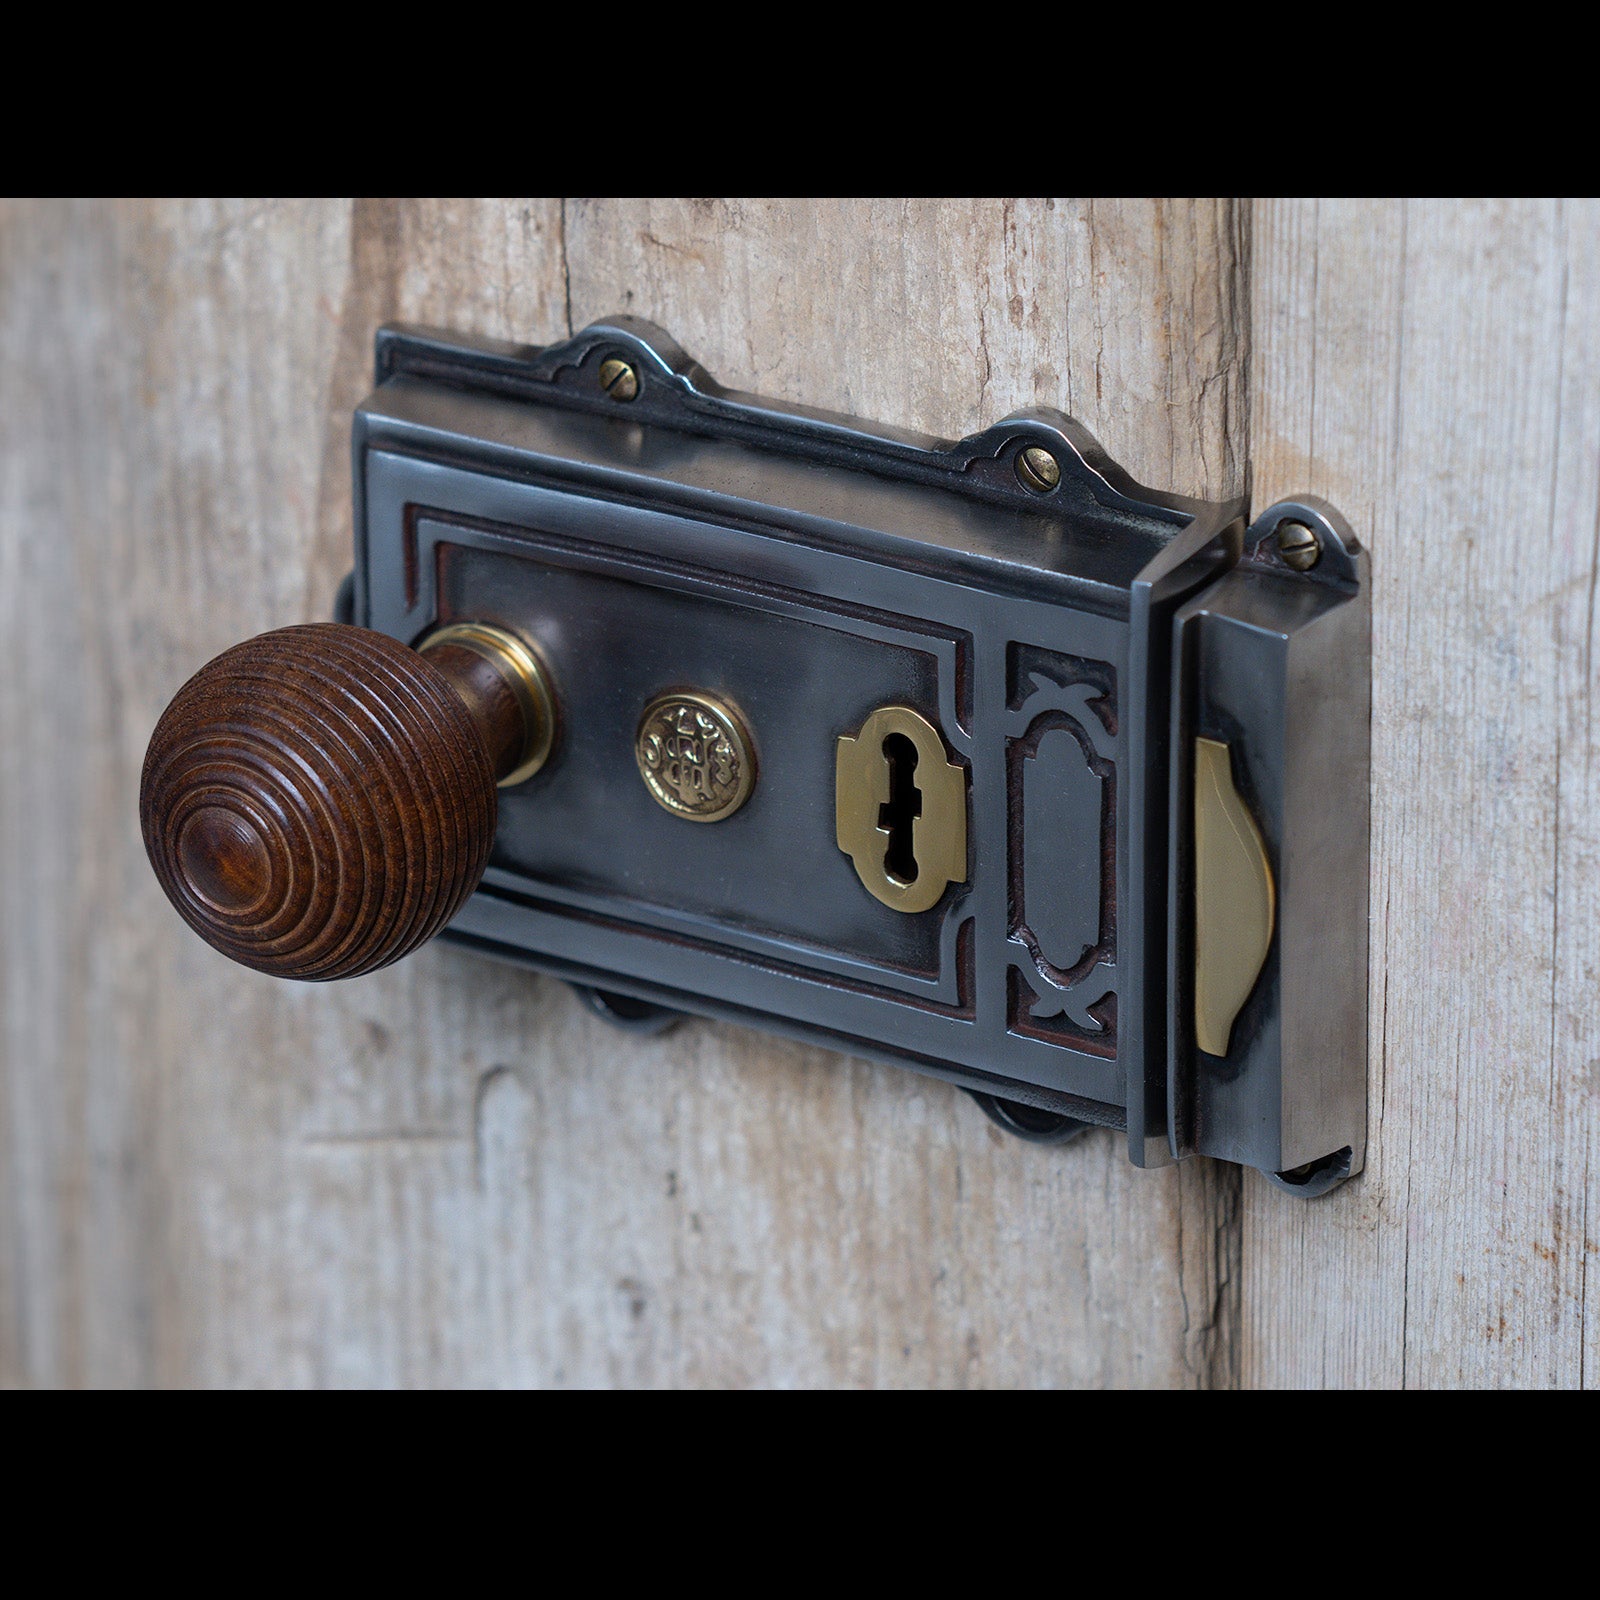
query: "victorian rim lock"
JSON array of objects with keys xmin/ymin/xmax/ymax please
[{"xmin": 141, "ymin": 318, "xmax": 1370, "ymax": 1198}]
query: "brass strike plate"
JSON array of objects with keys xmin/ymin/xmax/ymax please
[{"xmin": 342, "ymin": 318, "xmax": 1370, "ymax": 1196}]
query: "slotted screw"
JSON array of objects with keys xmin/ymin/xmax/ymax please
[
  {"xmin": 599, "ymin": 358, "xmax": 639, "ymax": 401},
  {"xmin": 1016, "ymin": 446, "xmax": 1061, "ymax": 493},
  {"xmin": 1277, "ymin": 521, "xmax": 1322, "ymax": 571}
]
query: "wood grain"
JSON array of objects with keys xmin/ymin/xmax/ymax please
[
  {"xmin": 2, "ymin": 199, "xmax": 1248, "ymax": 1387},
  {"xmin": 140, "ymin": 623, "xmax": 504, "ymax": 980},
  {"xmin": 1243, "ymin": 199, "xmax": 1600, "ymax": 1387}
]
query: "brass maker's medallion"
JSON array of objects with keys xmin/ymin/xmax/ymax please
[{"xmin": 636, "ymin": 690, "xmax": 755, "ymax": 822}]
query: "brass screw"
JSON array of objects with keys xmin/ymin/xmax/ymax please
[
  {"xmin": 1016, "ymin": 446, "xmax": 1061, "ymax": 493},
  {"xmin": 1277, "ymin": 520, "xmax": 1322, "ymax": 571},
  {"xmin": 598, "ymin": 357, "xmax": 639, "ymax": 401}
]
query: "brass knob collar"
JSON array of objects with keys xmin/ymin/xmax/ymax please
[{"xmin": 420, "ymin": 622, "xmax": 556, "ymax": 786}]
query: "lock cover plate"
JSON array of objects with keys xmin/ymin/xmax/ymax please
[{"xmin": 348, "ymin": 318, "xmax": 1370, "ymax": 1192}]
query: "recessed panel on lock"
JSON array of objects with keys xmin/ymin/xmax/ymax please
[
  {"xmin": 141, "ymin": 315, "xmax": 1370, "ymax": 1196},
  {"xmin": 424, "ymin": 535, "xmax": 955, "ymax": 975}
]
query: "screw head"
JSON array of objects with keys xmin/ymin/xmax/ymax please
[
  {"xmin": 1277, "ymin": 520, "xmax": 1322, "ymax": 571},
  {"xmin": 598, "ymin": 357, "xmax": 639, "ymax": 402},
  {"xmin": 1016, "ymin": 445, "xmax": 1061, "ymax": 493}
]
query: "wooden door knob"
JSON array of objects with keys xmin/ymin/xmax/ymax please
[{"xmin": 140, "ymin": 621, "xmax": 554, "ymax": 981}]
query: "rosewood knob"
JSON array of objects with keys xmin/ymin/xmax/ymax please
[{"xmin": 140, "ymin": 621, "xmax": 554, "ymax": 981}]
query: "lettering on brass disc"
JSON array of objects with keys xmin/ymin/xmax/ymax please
[{"xmin": 635, "ymin": 691, "xmax": 755, "ymax": 822}]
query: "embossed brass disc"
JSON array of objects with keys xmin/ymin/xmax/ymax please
[{"xmin": 635, "ymin": 690, "xmax": 756, "ymax": 822}]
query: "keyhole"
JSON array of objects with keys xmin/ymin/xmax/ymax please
[{"xmin": 879, "ymin": 732, "xmax": 922, "ymax": 885}]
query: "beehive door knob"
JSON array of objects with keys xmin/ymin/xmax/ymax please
[{"xmin": 140, "ymin": 621, "xmax": 552, "ymax": 980}]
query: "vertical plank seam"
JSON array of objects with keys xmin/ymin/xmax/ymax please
[
  {"xmin": 559, "ymin": 199, "xmax": 573, "ymax": 339},
  {"xmin": 1203, "ymin": 195, "xmax": 1250, "ymax": 1391}
]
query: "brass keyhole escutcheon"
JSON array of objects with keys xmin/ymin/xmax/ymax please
[{"xmin": 836, "ymin": 705, "xmax": 967, "ymax": 913}]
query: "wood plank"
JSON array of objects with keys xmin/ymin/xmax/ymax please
[
  {"xmin": 558, "ymin": 199, "xmax": 1251, "ymax": 1388},
  {"xmin": 2, "ymin": 198, "xmax": 1249, "ymax": 1387},
  {"xmin": 1243, "ymin": 198, "xmax": 1600, "ymax": 1387}
]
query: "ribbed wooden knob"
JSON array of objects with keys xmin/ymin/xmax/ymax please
[{"xmin": 140, "ymin": 622, "xmax": 545, "ymax": 981}]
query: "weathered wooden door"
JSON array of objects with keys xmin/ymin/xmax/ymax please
[{"xmin": 2, "ymin": 199, "xmax": 1593, "ymax": 1387}]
